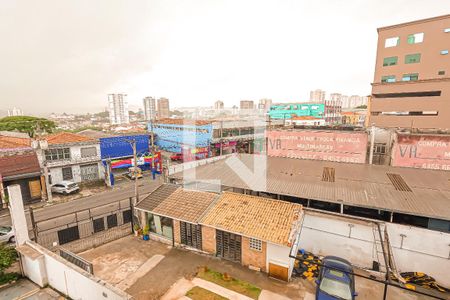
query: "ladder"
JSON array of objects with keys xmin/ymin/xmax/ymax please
[{"xmin": 372, "ymin": 223, "xmax": 405, "ymax": 283}]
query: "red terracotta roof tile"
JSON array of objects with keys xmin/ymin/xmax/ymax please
[
  {"xmin": 43, "ymin": 132, "xmax": 96, "ymax": 145},
  {"xmin": 0, "ymin": 152, "xmax": 40, "ymax": 178}
]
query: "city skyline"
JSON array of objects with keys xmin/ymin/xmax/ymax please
[{"xmin": 1, "ymin": 1, "xmax": 449, "ymax": 116}]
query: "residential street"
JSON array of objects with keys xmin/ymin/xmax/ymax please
[{"xmin": 0, "ymin": 177, "xmax": 163, "ymax": 226}]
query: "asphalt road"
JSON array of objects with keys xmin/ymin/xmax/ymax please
[{"xmin": 0, "ymin": 178, "xmax": 163, "ymax": 226}]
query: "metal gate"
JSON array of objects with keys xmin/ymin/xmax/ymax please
[
  {"xmin": 80, "ymin": 164, "xmax": 99, "ymax": 181},
  {"xmin": 180, "ymin": 222, "xmax": 202, "ymax": 250},
  {"xmin": 216, "ymin": 230, "xmax": 241, "ymax": 263}
]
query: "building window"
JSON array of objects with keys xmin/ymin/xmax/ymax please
[
  {"xmin": 407, "ymin": 32, "xmax": 424, "ymax": 44},
  {"xmin": 62, "ymin": 167, "xmax": 73, "ymax": 181},
  {"xmin": 80, "ymin": 147, "xmax": 97, "ymax": 158},
  {"xmin": 107, "ymin": 214, "xmax": 118, "ymax": 228},
  {"xmin": 249, "ymin": 238, "xmax": 262, "ymax": 251},
  {"xmin": 385, "ymin": 37, "xmax": 399, "ymax": 48},
  {"xmin": 438, "ymin": 70, "xmax": 445, "ymax": 76},
  {"xmin": 441, "ymin": 50, "xmax": 449, "ymax": 55},
  {"xmin": 381, "ymin": 75, "xmax": 396, "ymax": 83},
  {"xmin": 402, "ymin": 73, "xmax": 419, "ymax": 81},
  {"xmin": 383, "ymin": 56, "xmax": 398, "ymax": 66},
  {"xmin": 405, "ymin": 53, "xmax": 421, "ymax": 64},
  {"xmin": 374, "ymin": 143, "xmax": 386, "ymax": 154},
  {"xmin": 45, "ymin": 148, "xmax": 71, "ymax": 161}
]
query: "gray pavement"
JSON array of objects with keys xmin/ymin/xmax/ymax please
[
  {"xmin": 0, "ymin": 177, "xmax": 163, "ymax": 226},
  {"xmin": 0, "ymin": 279, "xmax": 64, "ymax": 300}
]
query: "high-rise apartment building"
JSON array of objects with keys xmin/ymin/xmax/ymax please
[
  {"xmin": 258, "ymin": 98, "xmax": 272, "ymax": 112},
  {"xmin": 309, "ymin": 89, "xmax": 326, "ymax": 102},
  {"xmin": 157, "ymin": 97, "xmax": 170, "ymax": 119},
  {"xmin": 370, "ymin": 14, "xmax": 450, "ymax": 129},
  {"xmin": 240, "ymin": 100, "xmax": 254, "ymax": 110},
  {"xmin": 214, "ymin": 100, "xmax": 224, "ymax": 110},
  {"xmin": 108, "ymin": 94, "xmax": 129, "ymax": 125},
  {"xmin": 143, "ymin": 97, "xmax": 156, "ymax": 121},
  {"xmin": 7, "ymin": 107, "xmax": 23, "ymax": 117}
]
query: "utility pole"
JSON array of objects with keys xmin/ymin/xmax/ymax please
[
  {"xmin": 150, "ymin": 122, "xmax": 156, "ymax": 179},
  {"xmin": 220, "ymin": 120, "xmax": 223, "ymax": 156},
  {"xmin": 369, "ymin": 124, "xmax": 376, "ymax": 164},
  {"xmin": 43, "ymin": 162, "xmax": 53, "ymax": 203},
  {"xmin": 132, "ymin": 140, "xmax": 139, "ymax": 204}
]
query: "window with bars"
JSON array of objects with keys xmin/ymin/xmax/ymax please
[
  {"xmin": 93, "ymin": 218, "xmax": 105, "ymax": 233},
  {"xmin": 45, "ymin": 148, "xmax": 71, "ymax": 161},
  {"xmin": 107, "ymin": 214, "xmax": 118, "ymax": 228},
  {"xmin": 249, "ymin": 238, "xmax": 262, "ymax": 251},
  {"xmin": 80, "ymin": 147, "xmax": 97, "ymax": 158},
  {"xmin": 62, "ymin": 167, "xmax": 73, "ymax": 180}
]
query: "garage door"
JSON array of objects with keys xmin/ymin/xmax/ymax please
[
  {"xmin": 180, "ymin": 222, "xmax": 202, "ymax": 250},
  {"xmin": 80, "ymin": 164, "xmax": 99, "ymax": 181},
  {"xmin": 28, "ymin": 180, "xmax": 42, "ymax": 199},
  {"xmin": 216, "ymin": 230, "xmax": 241, "ymax": 263},
  {"xmin": 269, "ymin": 263, "xmax": 289, "ymax": 281}
]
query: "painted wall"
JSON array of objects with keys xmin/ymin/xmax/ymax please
[
  {"xmin": 268, "ymin": 103, "xmax": 325, "ymax": 119},
  {"xmin": 266, "ymin": 242, "xmax": 295, "ymax": 280},
  {"xmin": 23, "ymin": 241, "xmax": 132, "ymax": 300},
  {"xmin": 386, "ymin": 223, "xmax": 450, "ymax": 287},
  {"xmin": 266, "ymin": 130, "xmax": 368, "ymax": 163},
  {"xmin": 149, "ymin": 121, "xmax": 212, "ymax": 153},
  {"xmin": 49, "ymin": 162, "xmax": 104, "ymax": 184},
  {"xmin": 298, "ymin": 211, "xmax": 450, "ymax": 287},
  {"xmin": 298, "ymin": 212, "xmax": 376, "ymax": 268},
  {"xmin": 391, "ymin": 134, "xmax": 450, "ymax": 170},
  {"xmin": 100, "ymin": 135, "xmax": 149, "ymax": 159}
]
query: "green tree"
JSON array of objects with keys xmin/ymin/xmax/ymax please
[
  {"xmin": 0, "ymin": 244, "xmax": 17, "ymax": 274},
  {"xmin": 355, "ymin": 105, "xmax": 367, "ymax": 109},
  {"xmin": 0, "ymin": 116, "xmax": 56, "ymax": 137}
]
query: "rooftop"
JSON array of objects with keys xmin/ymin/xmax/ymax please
[
  {"xmin": 171, "ymin": 154, "xmax": 450, "ymax": 221},
  {"xmin": 0, "ymin": 152, "xmax": 40, "ymax": 179},
  {"xmin": 153, "ymin": 119, "xmax": 212, "ymax": 126},
  {"xmin": 136, "ymin": 184, "xmax": 218, "ymax": 223},
  {"xmin": 377, "ymin": 14, "xmax": 450, "ymax": 32},
  {"xmin": 0, "ymin": 136, "xmax": 31, "ymax": 150},
  {"xmin": 201, "ymin": 192, "xmax": 302, "ymax": 246},
  {"xmin": 42, "ymin": 132, "xmax": 96, "ymax": 145}
]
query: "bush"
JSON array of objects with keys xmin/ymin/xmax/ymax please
[{"xmin": 0, "ymin": 244, "xmax": 17, "ymax": 274}]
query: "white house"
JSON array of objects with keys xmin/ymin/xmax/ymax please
[{"xmin": 37, "ymin": 132, "xmax": 104, "ymax": 184}]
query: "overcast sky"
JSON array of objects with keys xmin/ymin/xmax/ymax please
[{"xmin": 0, "ymin": 0, "xmax": 449, "ymax": 116}]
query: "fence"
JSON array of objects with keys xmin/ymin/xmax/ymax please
[
  {"xmin": 60, "ymin": 247, "xmax": 94, "ymax": 274},
  {"xmin": 168, "ymin": 154, "xmax": 233, "ymax": 175},
  {"xmin": 31, "ymin": 197, "xmax": 134, "ymax": 252}
]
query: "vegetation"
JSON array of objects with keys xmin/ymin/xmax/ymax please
[
  {"xmin": 0, "ymin": 244, "xmax": 19, "ymax": 285},
  {"xmin": 186, "ymin": 286, "xmax": 228, "ymax": 300},
  {"xmin": 0, "ymin": 116, "xmax": 56, "ymax": 137},
  {"xmin": 355, "ymin": 105, "xmax": 367, "ymax": 109},
  {"xmin": 197, "ymin": 268, "xmax": 261, "ymax": 299}
]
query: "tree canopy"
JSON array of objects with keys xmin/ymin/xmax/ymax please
[{"xmin": 0, "ymin": 116, "xmax": 56, "ymax": 137}]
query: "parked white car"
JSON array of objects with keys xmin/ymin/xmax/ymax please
[
  {"xmin": 51, "ymin": 181, "xmax": 80, "ymax": 195},
  {"xmin": 0, "ymin": 226, "xmax": 15, "ymax": 244}
]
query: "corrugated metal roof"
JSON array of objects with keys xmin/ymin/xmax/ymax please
[
  {"xmin": 171, "ymin": 154, "xmax": 450, "ymax": 221},
  {"xmin": 200, "ymin": 192, "xmax": 302, "ymax": 246}
]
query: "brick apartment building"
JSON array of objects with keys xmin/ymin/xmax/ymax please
[{"xmin": 369, "ymin": 14, "xmax": 450, "ymax": 130}]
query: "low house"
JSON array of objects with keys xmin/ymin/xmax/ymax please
[
  {"xmin": 200, "ymin": 192, "xmax": 302, "ymax": 281},
  {"xmin": 39, "ymin": 132, "xmax": 104, "ymax": 184},
  {"xmin": 135, "ymin": 185, "xmax": 302, "ymax": 281},
  {"xmin": 0, "ymin": 135, "xmax": 43, "ymax": 206},
  {"xmin": 135, "ymin": 184, "xmax": 218, "ymax": 249},
  {"xmin": 0, "ymin": 153, "xmax": 43, "ymax": 206}
]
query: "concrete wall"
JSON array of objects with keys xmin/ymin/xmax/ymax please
[
  {"xmin": 241, "ymin": 237, "xmax": 267, "ymax": 272},
  {"xmin": 386, "ymin": 223, "xmax": 450, "ymax": 287},
  {"xmin": 298, "ymin": 210, "xmax": 450, "ymax": 287},
  {"xmin": 266, "ymin": 242, "xmax": 294, "ymax": 280},
  {"xmin": 49, "ymin": 162, "xmax": 104, "ymax": 184},
  {"xmin": 202, "ymin": 226, "xmax": 216, "ymax": 254},
  {"xmin": 298, "ymin": 211, "xmax": 376, "ymax": 269},
  {"xmin": 22, "ymin": 241, "xmax": 132, "ymax": 300}
]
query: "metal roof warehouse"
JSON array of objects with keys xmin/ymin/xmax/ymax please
[{"xmin": 170, "ymin": 154, "xmax": 450, "ymax": 232}]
